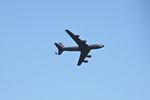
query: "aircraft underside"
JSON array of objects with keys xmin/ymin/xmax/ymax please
[{"xmin": 54, "ymin": 29, "xmax": 104, "ymax": 66}]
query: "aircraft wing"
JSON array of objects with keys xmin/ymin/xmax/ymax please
[
  {"xmin": 77, "ymin": 50, "xmax": 90, "ymax": 66},
  {"xmin": 65, "ymin": 29, "xmax": 88, "ymax": 47}
]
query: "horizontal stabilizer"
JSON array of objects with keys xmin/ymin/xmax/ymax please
[{"xmin": 54, "ymin": 43, "xmax": 65, "ymax": 55}]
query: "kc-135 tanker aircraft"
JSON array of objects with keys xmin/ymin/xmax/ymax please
[{"xmin": 54, "ymin": 29, "xmax": 104, "ymax": 66}]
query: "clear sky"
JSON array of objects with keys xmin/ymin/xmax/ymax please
[{"xmin": 0, "ymin": 0, "xmax": 150, "ymax": 100}]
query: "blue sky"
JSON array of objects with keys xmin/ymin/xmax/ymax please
[{"xmin": 0, "ymin": 0, "xmax": 150, "ymax": 100}]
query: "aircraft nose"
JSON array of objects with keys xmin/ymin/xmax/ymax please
[{"xmin": 100, "ymin": 44, "xmax": 104, "ymax": 48}]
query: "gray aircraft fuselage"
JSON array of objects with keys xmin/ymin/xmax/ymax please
[{"xmin": 64, "ymin": 44, "xmax": 104, "ymax": 51}]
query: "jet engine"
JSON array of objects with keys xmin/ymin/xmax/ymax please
[
  {"xmin": 87, "ymin": 55, "xmax": 92, "ymax": 58},
  {"xmin": 75, "ymin": 35, "xmax": 80, "ymax": 37},
  {"xmin": 83, "ymin": 60, "xmax": 88, "ymax": 63},
  {"xmin": 82, "ymin": 40, "xmax": 86, "ymax": 43}
]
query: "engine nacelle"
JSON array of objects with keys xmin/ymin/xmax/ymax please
[
  {"xmin": 83, "ymin": 60, "xmax": 88, "ymax": 63},
  {"xmin": 82, "ymin": 40, "xmax": 86, "ymax": 43},
  {"xmin": 87, "ymin": 55, "xmax": 92, "ymax": 58},
  {"xmin": 75, "ymin": 35, "xmax": 80, "ymax": 37}
]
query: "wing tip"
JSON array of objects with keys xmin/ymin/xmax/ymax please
[
  {"xmin": 77, "ymin": 63, "xmax": 81, "ymax": 66},
  {"xmin": 65, "ymin": 29, "xmax": 69, "ymax": 32}
]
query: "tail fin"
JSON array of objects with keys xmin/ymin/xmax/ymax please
[{"xmin": 54, "ymin": 42, "xmax": 65, "ymax": 55}]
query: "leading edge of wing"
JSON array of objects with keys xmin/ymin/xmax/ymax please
[
  {"xmin": 65, "ymin": 29, "xmax": 75, "ymax": 38},
  {"xmin": 65, "ymin": 29, "xmax": 88, "ymax": 47},
  {"xmin": 65, "ymin": 29, "xmax": 81, "ymax": 45}
]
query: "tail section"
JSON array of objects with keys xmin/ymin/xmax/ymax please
[{"xmin": 54, "ymin": 42, "xmax": 65, "ymax": 55}]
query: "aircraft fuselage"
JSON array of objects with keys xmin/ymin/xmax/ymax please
[{"xmin": 64, "ymin": 44, "xmax": 104, "ymax": 51}]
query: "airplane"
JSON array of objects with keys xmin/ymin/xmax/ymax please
[{"xmin": 54, "ymin": 29, "xmax": 104, "ymax": 66}]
